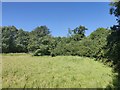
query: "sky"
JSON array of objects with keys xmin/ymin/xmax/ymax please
[{"xmin": 2, "ymin": 2, "xmax": 117, "ymax": 36}]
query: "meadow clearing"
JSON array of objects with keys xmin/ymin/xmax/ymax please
[{"xmin": 2, "ymin": 53, "xmax": 116, "ymax": 88}]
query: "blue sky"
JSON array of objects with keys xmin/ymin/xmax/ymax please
[{"xmin": 2, "ymin": 2, "xmax": 117, "ymax": 36}]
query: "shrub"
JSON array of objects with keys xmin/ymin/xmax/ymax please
[
  {"xmin": 33, "ymin": 49, "xmax": 42, "ymax": 56},
  {"xmin": 33, "ymin": 45, "xmax": 50, "ymax": 56}
]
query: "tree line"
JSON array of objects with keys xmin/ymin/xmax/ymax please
[{"xmin": 1, "ymin": 25, "xmax": 111, "ymax": 58}]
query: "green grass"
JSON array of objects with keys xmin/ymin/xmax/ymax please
[
  {"xmin": 0, "ymin": 54, "xmax": 2, "ymax": 89},
  {"xmin": 2, "ymin": 53, "xmax": 115, "ymax": 88}
]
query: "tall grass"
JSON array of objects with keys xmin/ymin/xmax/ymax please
[
  {"xmin": 0, "ymin": 54, "xmax": 2, "ymax": 89},
  {"xmin": 2, "ymin": 54, "xmax": 115, "ymax": 88}
]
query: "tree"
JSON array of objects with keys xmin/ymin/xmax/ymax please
[
  {"xmin": 15, "ymin": 29, "xmax": 29, "ymax": 52},
  {"xmin": 28, "ymin": 26, "xmax": 50, "ymax": 52},
  {"xmin": 89, "ymin": 28, "xmax": 111, "ymax": 59},
  {"xmin": 107, "ymin": 1, "xmax": 120, "ymax": 72},
  {"xmin": 110, "ymin": 1, "xmax": 120, "ymax": 25},
  {"xmin": 68, "ymin": 25, "xmax": 88, "ymax": 41},
  {"xmin": 0, "ymin": 26, "xmax": 2, "ymax": 53},
  {"xmin": 2, "ymin": 26, "xmax": 18, "ymax": 53}
]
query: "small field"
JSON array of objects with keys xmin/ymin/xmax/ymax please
[{"xmin": 2, "ymin": 54, "xmax": 115, "ymax": 88}]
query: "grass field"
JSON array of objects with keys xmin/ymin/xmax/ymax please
[{"xmin": 2, "ymin": 53, "xmax": 116, "ymax": 88}]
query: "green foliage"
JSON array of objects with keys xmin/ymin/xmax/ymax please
[
  {"xmin": 15, "ymin": 29, "xmax": 29, "ymax": 53},
  {"xmin": 2, "ymin": 26, "xmax": 18, "ymax": 53},
  {"xmin": 1, "ymin": 26, "xmax": 30, "ymax": 53},
  {"xmin": 33, "ymin": 45, "xmax": 50, "ymax": 56},
  {"xmin": 105, "ymin": 30, "xmax": 120, "ymax": 72},
  {"xmin": 68, "ymin": 25, "xmax": 88, "ymax": 41},
  {"xmin": 27, "ymin": 26, "xmax": 50, "ymax": 52},
  {"xmin": 109, "ymin": 1, "xmax": 120, "ymax": 15},
  {"xmin": 108, "ymin": 1, "xmax": 120, "ymax": 74},
  {"xmin": 88, "ymin": 28, "xmax": 111, "ymax": 59},
  {"xmin": 51, "ymin": 28, "xmax": 110, "ymax": 59},
  {"xmin": 33, "ymin": 49, "xmax": 42, "ymax": 56},
  {"xmin": 1, "ymin": 26, "xmax": 51, "ymax": 54}
]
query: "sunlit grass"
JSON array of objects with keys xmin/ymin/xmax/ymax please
[
  {"xmin": 2, "ymin": 54, "xmax": 115, "ymax": 88},
  {"xmin": 0, "ymin": 54, "xmax": 2, "ymax": 89}
]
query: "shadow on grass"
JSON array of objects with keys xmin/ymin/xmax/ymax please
[
  {"xmin": 112, "ymin": 73, "xmax": 120, "ymax": 88},
  {"xmin": 106, "ymin": 73, "xmax": 120, "ymax": 90}
]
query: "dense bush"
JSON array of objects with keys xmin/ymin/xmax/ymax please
[
  {"xmin": 33, "ymin": 45, "xmax": 51, "ymax": 56},
  {"xmin": 33, "ymin": 49, "xmax": 41, "ymax": 56},
  {"xmin": 50, "ymin": 28, "xmax": 110, "ymax": 59}
]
